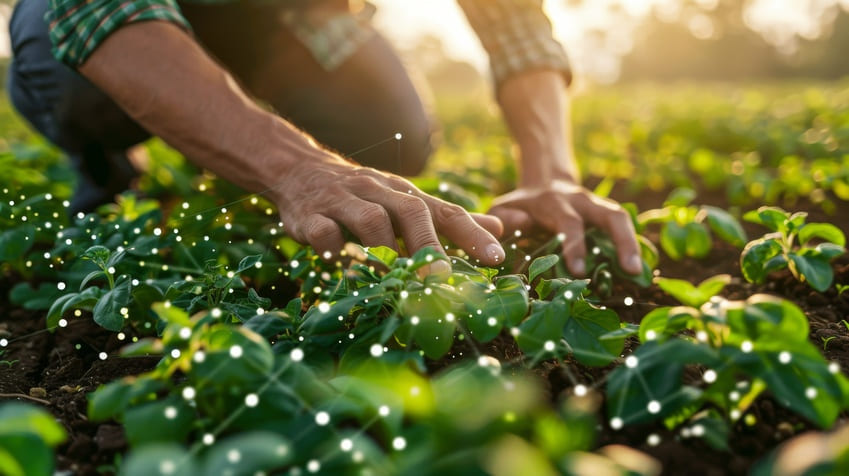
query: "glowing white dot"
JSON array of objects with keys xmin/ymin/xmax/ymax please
[
  {"xmin": 290, "ymin": 348, "xmax": 304, "ymax": 362},
  {"xmin": 117, "ymin": 332, "xmax": 125, "ymax": 341},
  {"xmin": 729, "ymin": 391, "xmax": 740, "ymax": 401},
  {"xmin": 224, "ymin": 223, "xmax": 232, "ymax": 231},
  {"xmin": 610, "ymin": 417, "xmax": 623, "ymax": 430},
  {"xmin": 315, "ymin": 411, "xmax": 330, "ymax": 425},
  {"xmin": 623, "ymin": 297, "xmax": 634, "ymax": 306},
  {"xmin": 254, "ymin": 261, "xmax": 262, "ymax": 269},
  {"xmin": 57, "ymin": 318, "xmax": 68, "ymax": 328},
  {"xmin": 487, "ymin": 317, "xmax": 498, "ymax": 327},
  {"xmin": 445, "ymin": 313, "xmax": 455, "ymax": 322},
  {"xmin": 107, "ymin": 266, "xmax": 116, "ymax": 275},
  {"xmin": 160, "ymin": 460, "xmax": 176, "ymax": 474},
  {"xmin": 829, "ymin": 362, "xmax": 840, "ymax": 374},
  {"xmin": 647, "ymin": 400, "xmax": 661, "ymax": 414},
  {"xmin": 182, "ymin": 387, "xmax": 196, "ymax": 400},
  {"xmin": 1, "ymin": 339, "xmax": 8, "ymax": 348},
  {"xmin": 120, "ymin": 307, "xmax": 129, "ymax": 316},
  {"xmin": 691, "ymin": 424, "xmax": 705, "ymax": 437},
  {"xmin": 703, "ymin": 370, "xmax": 717, "ymax": 383},
  {"xmin": 645, "ymin": 330, "xmax": 657, "ymax": 341},
  {"xmin": 574, "ymin": 384, "xmax": 588, "ymax": 396},
  {"xmin": 696, "ymin": 331, "xmax": 708, "ymax": 342},
  {"xmin": 227, "ymin": 449, "xmax": 241, "ymax": 463},
  {"xmin": 179, "ymin": 327, "xmax": 192, "ymax": 339},
  {"xmin": 98, "ymin": 352, "xmax": 108, "ymax": 361},
  {"xmin": 378, "ymin": 405, "xmax": 390, "ymax": 417},
  {"xmin": 394, "ymin": 132, "xmax": 403, "ymax": 140},
  {"xmin": 730, "ymin": 409, "xmax": 741, "ymax": 420},
  {"xmin": 340, "ymin": 438, "xmax": 353, "ymax": 451},
  {"xmin": 211, "ymin": 308, "xmax": 222, "ymax": 318},
  {"xmin": 307, "ymin": 460, "xmax": 320, "ymax": 473},
  {"xmin": 153, "ymin": 227, "xmax": 162, "ymax": 236},
  {"xmin": 647, "ymin": 434, "xmax": 661, "ymax": 446},
  {"xmin": 410, "ymin": 386, "xmax": 420, "ymax": 396},
  {"xmin": 164, "ymin": 406, "xmax": 177, "ymax": 419},
  {"xmin": 170, "ymin": 349, "xmax": 181, "ymax": 359},
  {"xmin": 410, "ymin": 316, "xmax": 420, "ymax": 326},
  {"xmin": 778, "ymin": 351, "xmax": 792, "ymax": 364},
  {"xmin": 370, "ymin": 343, "xmax": 384, "ymax": 357},
  {"xmin": 625, "ymin": 356, "xmax": 639, "ymax": 368},
  {"xmin": 229, "ymin": 345, "xmax": 243, "ymax": 358},
  {"xmin": 510, "ymin": 327, "xmax": 520, "ymax": 336},
  {"xmin": 741, "ymin": 340, "xmax": 753, "ymax": 353},
  {"xmin": 318, "ymin": 302, "xmax": 330, "ymax": 313},
  {"xmin": 805, "ymin": 387, "xmax": 818, "ymax": 399},
  {"xmin": 57, "ymin": 282, "xmax": 66, "ymax": 291},
  {"xmin": 392, "ymin": 437, "xmax": 407, "ymax": 450},
  {"xmin": 203, "ymin": 433, "xmax": 215, "ymax": 445},
  {"xmin": 564, "ymin": 290, "xmax": 574, "ymax": 299},
  {"xmin": 245, "ymin": 393, "xmax": 259, "ymax": 407},
  {"xmin": 543, "ymin": 340, "xmax": 556, "ymax": 352}
]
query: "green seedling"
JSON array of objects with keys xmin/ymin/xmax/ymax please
[
  {"xmin": 741, "ymin": 206, "xmax": 846, "ymax": 292},
  {"xmin": 638, "ymin": 187, "xmax": 747, "ymax": 260}
]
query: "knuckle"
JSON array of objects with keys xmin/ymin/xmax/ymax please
[
  {"xmin": 358, "ymin": 203, "xmax": 390, "ymax": 225},
  {"xmin": 304, "ymin": 218, "xmax": 336, "ymax": 242},
  {"xmin": 347, "ymin": 175, "xmax": 381, "ymax": 191},
  {"xmin": 436, "ymin": 203, "xmax": 467, "ymax": 223},
  {"xmin": 398, "ymin": 196, "xmax": 429, "ymax": 220}
]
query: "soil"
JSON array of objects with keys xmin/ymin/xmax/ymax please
[{"xmin": 2, "ymin": 189, "xmax": 849, "ymax": 475}]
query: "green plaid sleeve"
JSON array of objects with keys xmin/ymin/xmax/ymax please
[
  {"xmin": 46, "ymin": 0, "xmax": 191, "ymax": 67},
  {"xmin": 457, "ymin": 0, "xmax": 572, "ymax": 88}
]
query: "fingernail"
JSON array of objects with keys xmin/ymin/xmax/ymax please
[
  {"xmin": 485, "ymin": 243, "xmax": 505, "ymax": 264},
  {"xmin": 627, "ymin": 255, "xmax": 643, "ymax": 274},
  {"xmin": 428, "ymin": 259, "xmax": 451, "ymax": 276},
  {"xmin": 571, "ymin": 258, "xmax": 585, "ymax": 276}
]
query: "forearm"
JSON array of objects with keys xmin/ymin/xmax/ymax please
[
  {"xmin": 78, "ymin": 21, "xmax": 334, "ymax": 196},
  {"xmin": 496, "ymin": 69, "xmax": 579, "ymax": 187}
]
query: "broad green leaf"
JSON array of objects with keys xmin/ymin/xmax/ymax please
[
  {"xmin": 695, "ymin": 274, "xmax": 732, "ymax": 302},
  {"xmin": 79, "ymin": 270, "xmax": 104, "ymax": 290},
  {"xmin": 202, "ymin": 432, "xmax": 291, "ymax": 474},
  {"xmin": 367, "ymin": 245, "xmax": 398, "ymax": 267},
  {"xmin": 684, "ymin": 222, "xmax": 712, "ymax": 258},
  {"xmin": 0, "ymin": 403, "xmax": 66, "ymax": 446},
  {"xmin": 656, "ymin": 277, "xmax": 705, "ymax": 308},
  {"xmin": 188, "ymin": 326, "xmax": 274, "ymax": 386},
  {"xmin": 663, "ymin": 187, "xmax": 696, "ymax": 207},
  {"xmin": 703, "ymin": 206, "xmax": 747, "ymax": 247},
  {"xmin": 82, "ymin": 245, "xmax": 111, "ymax": 265},
  {"xmin": 397, "ymin": 289, "xmax": 456, "ymax": 359},
  {"xmin": 744, "ymin": 207, "xmax": 790, "ymax": 233},
  {"xmin": 725, "ymin": 295, "xmax": 809, "ymax": 342},
  {"xmin": 93, "ymin": 277, "xmax": 132, "ymax": 331},
  {"xmin": 565, "ymin": 301, "xmax": 623, "ymax": 366},
  {"xmin": 740, "ymin": 236, "xmax": 783, "ymax": 284},
  {"xmin": 0, "ymin": 225, "xmax": 35, "ymax": 261},
  {"xmin": 814, "ymin": 242, "xmax": 845, "ymax": 260},
  {"xmin": 798, "ymin": 223, "xmax": 845, "ymax": 247},
  {"xmin": 535, "ymin": 278, "xmax": 589, "ymax": 301},
  {"xmin": 517, "ymin": 299, "xmax": 569, "ymax": 354},
  {"xmin": 529, "ymin": 254, "xmax": 559, "ymax": 283},
  {"xmin": 123, "ymin": 397, "xmax": 194, "ymax": 446},
  {"xmin": 46, "ymin": 287, "xmax": 101, "ymax": 329},
  {"xmin": 88, "ymin": 376, "xmax": 165, "ymax": 421},
  {"xmin": 638, "ymin": 306, "xmax": 699, "ymax": 342},
  {"xmin": 660, "ymin": 221, "xmax": 688, "ymax": 260},
  {"xmin": 236, "ymin": 254, "xmax": 263, "ymax": 274},
  {"xmin": 244, "ymin": 311, "xmax": 294, "ymax": 339},
  {"xmin": 0, "ymin": 434, "xmax": 52, "ymax": 476},
  {"xmin": 789, "ymin": 252, "xmax": 833, "ymax": 292},
  {"xmin": 120, "ymin": 443, "xmax": 197, "ymax": 476},
  {"xmin": 484, "ymin": 276, "xmax": 529, "ymax": 327}
]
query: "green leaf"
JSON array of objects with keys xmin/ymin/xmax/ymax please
[
  {"xmin": 664, "ymin": 187, "xmax": 696, "ymax": 207},
  {"xmin": 0, "ymin": 403, "xmax": 66, "ymax": 446},
  {"xmin": 93, "ymin": 277, "xmax": 131, "ymax": 331},
  {"xmin": 0, "ymin": 434, "xmax": 53, "ymax": 476},
  {"xmin": 740, "ymin": 236, "xmax": 784, "ymax": 284},
  {"xmin": 656, "ymin": 275, "xmax": 729, "ymax": 308},
  {"xmin": 684, "ymin": 222, "xmax": 712, "ymax": 258},
  {"xmin": 236, "ymin": 254, "xmax": 263, "ymax": 274},
  {"xmin": 798, "ymin": 223, "xmax": 845, "ymax": 247},
  {"xmin": 201, "ymin": 432, "xmax": 292, "ymax": 474},
  {"xmin": 88, "ymin": 376, "xmax": 165, "ymax": 422},
  {"xmin": 517, "ymin": 299, "xmax": 569, "ymax": 354},
  {"xmin": 367, "ymin": 246, "xmax": 398, "ymax": 267},
  {"xmin": 244, "ymin": 311, "xmax": 294, "ymax": 339},
  {"xmin": 123, "ymin": 397, "xmax": 194, "ymax": 446},
  {"xmin": 638, "ymin": 306, "xmax": 699, "ymax": 343},
  {"xmin": 46, "ymin": 287, "xmax": 101, "ymax": 329},
  {"xmin": 0, "ymin": 225, "xmax": 35, "ymax": 261},
  {"xmin": 814, "ymin": 243, "xmax": 845, "ymax": 260},
  {"xmin": 397, "ymin": 288, "xmax": 456, "ymax": 359},
  {"xmin": 789, "ymin": 252, "xmax": 834, "ymax": 292},
  {"xmin": 565, "ymin": 301, "xmax": 624, "ymax": 366},
  {"xmin": 696, "ymin": 274, "xmax": 732, "ymax": 302},
  {"xmin": 529, "ymin": 254, "xmax": 559, "ymax": 283},
  {"xmin": 120, "ymin": 444, "xmax": 197, "ymax": 476},
  {"xmin": 485, "ymin": 276, "xmax": 529, "ymax": 327},
  {"xmin": 703, "ymin": 206, "xmax": 747, "ymax": 247},
  {"xmin": 82, "ymin": 245, "xmax": 111, "ymax": 265},
  {"xmin": 660, "ymin": 221, "xmax": 688, "ymax": 260},
  {"xmin": 744, "ymin": 207, "xmax": 790, "ymax": 233},
  {"xmin": 79, "ymin": 270, "xmax": 104, "ymax": 290}
]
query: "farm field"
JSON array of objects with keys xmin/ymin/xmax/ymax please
[{"xmin": 2, "ymin": 81, "xmax": 849, "ymax": 475}]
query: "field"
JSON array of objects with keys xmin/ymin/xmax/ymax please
[{"xmin": 2, "ymin": 81, "xmax": 849, "ymax": 475}]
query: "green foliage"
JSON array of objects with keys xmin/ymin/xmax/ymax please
[
  {"xmin": 0, "ymin": 403, "xmax": 67, "ymax": 476},
  {"xmin": 742, "ymin": 207, "xmax": 846, "ymax": 291},
  {"xmin": 639, "ymin": 187, "xmax": 748, "ymax": 260}
]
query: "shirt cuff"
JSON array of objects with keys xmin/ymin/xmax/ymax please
[
  {"xmin": 458, "ymin": 0, "xmax": 573, "ymax": 89},
  {"xmin": 47, "ymin": 0, "xmax": 191, "ymax": 67}
]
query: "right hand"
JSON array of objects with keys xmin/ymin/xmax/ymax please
[{"xmin": 269, "ymin": 153, "xmax": 505, "ymax": 272}]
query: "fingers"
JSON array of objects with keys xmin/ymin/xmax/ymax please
[
  {"xmin": 470, "ymin": 213, "xmax": 504, "ymax": 239},
  {"xmin": 426, "ymin": 198, "xmax": 505, "ymax": 266},
  {"xmin": 298, "ymin": 213, "xmax": 346, "ymax": 260},
  {"xmin": 573, "ymin": 195, "xmax": 643, "ymax": 275},
  {"xmin": 332, "ymin": 197, "xmax": 398, "ymax": 251},
  {"xmin": 487, "ymin": 207, "xmax": 533, "ymax": 237}
]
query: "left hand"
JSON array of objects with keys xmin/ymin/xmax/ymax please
[{"xmin": 488, "ymin": 179, "xmax": 642, "ymax": 277}]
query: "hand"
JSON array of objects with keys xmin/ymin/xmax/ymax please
[
  {"xmin": 270, "ymin": 153, "xmax": 505, "ymax": 271},
  {"xmin": 488, "ymin": 180, "xmax": 641, "ymax": 276}
]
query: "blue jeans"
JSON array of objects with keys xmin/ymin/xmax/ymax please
[{"xmin": 7, "ymin": 0, "xmax": 434, "ymax": 214}]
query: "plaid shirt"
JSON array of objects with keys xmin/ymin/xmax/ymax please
[{"xmin": 46, "ymin": 0, "xmax": 571, "ymax": 88}]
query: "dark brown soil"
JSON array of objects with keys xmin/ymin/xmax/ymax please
[{"xmin": 2, "ymin": 190, "xmax": 849, "ymax": 475}]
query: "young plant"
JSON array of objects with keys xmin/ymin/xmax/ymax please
[
  {"xmin": 741, "ymin": 206, "xmax": 846, "ymax": 292},
  {"xmin": 638, "ymin": 187, "xmax": 748, "ymax": 260},
  {"xmin": 0, "ymin": 402, "xmax": 67, "ymax": 476},
  {"xmin": 606, "ymin": 274, "xmax": 849, "ymax": 445}
]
